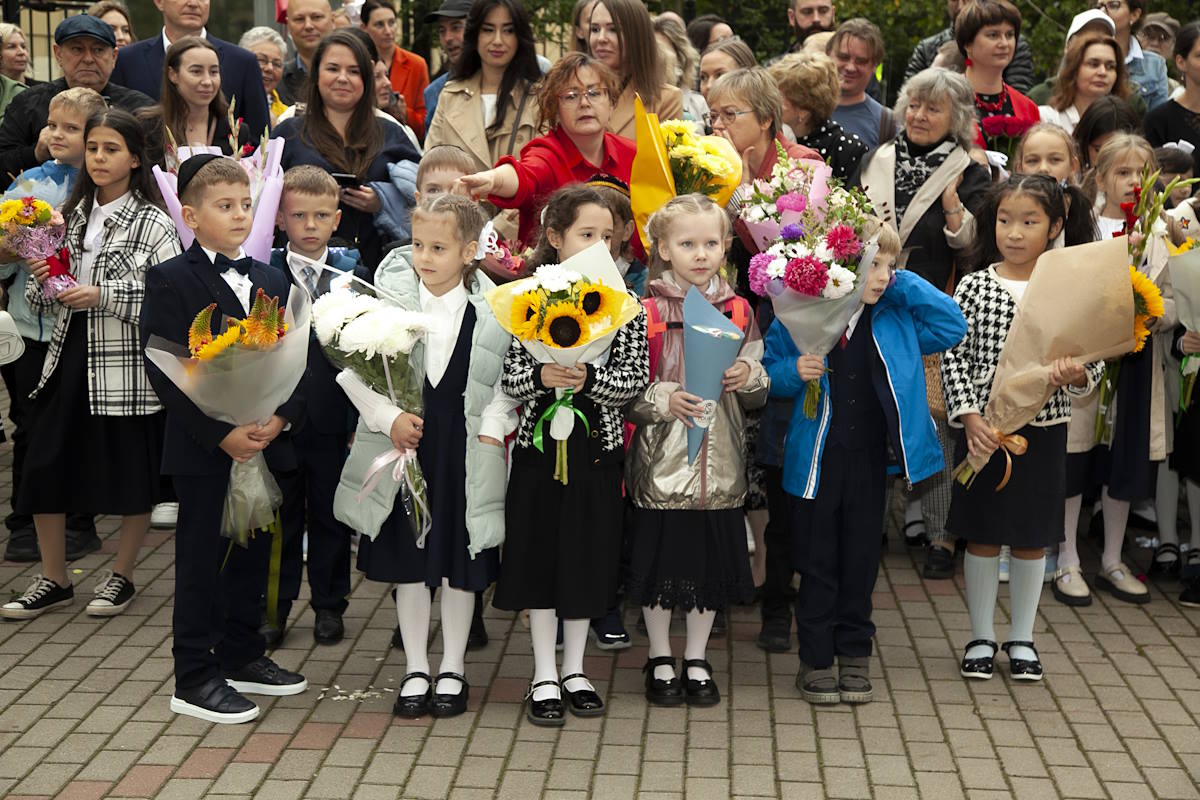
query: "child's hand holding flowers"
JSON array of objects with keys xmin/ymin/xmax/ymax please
[
  {"xmin": 722, "ymin": 360, "xmax": 750, "ymax": 392},
  {"xmin": 54, "ymin": 285, "xmax": 100, "ymax": 310},
  {"xmin": 962, "ymin": 414, "xmax": 1001, "ymax": 460},
  {"xmin": 1182, "ymin": 331, "xmax": 1200, "ymax": 354},
  {"xmin": 390, "ymin": 412, "xmax": 424, "ymax": 451},
  {"xmin": 795, "ymin": 354, "xmax": 825, "ymax": 382},
  {"xmin": 668, "ymin": 389, "xmax": 705, "ymax": 428},
  {"xmin": 1047, "ymin": 357, "xmax": 1086, "ymax": 388}
]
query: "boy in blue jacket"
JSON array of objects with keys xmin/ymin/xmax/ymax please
[{"xmin": 762, "ymin": 221, "xmax": 966, "ymax": 706}]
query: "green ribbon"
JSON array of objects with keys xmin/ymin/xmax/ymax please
[
  {"xmin": 532, "ymin": 388, "xmax": 591, "ymax": 453},
  {"xmin": 220, "ymin": 511, "xmax": 284, "ymax": 629}
]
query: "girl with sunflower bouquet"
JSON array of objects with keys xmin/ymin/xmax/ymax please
[{"xmin": 486, "ymin": 184, "xmax": 647, "ymax": 728}]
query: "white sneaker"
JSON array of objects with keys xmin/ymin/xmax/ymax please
[
  {"xmin": 998, "ymin": 546, "xmax": 1011, "ymax": 583},
  {"xmin": 150, "ymin": 502, "xmax": 178, "ymax": 529}
]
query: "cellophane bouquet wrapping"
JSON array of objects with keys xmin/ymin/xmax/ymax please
[
  {"xmin": 0, "ymin": 195, "xmax": 70, "ymax": 298},
  {"xmin": 144, "ymin": 285, "xmax": 310, "ymax": 545},
  {"xmin": 310, "ymin": 265, "xmax": 434, "ymax": 544},
  {"xmin": 486, "ymin": 242, "xmax": 640, "ymax": 483},
  {"xmin": 952, "ymin": 238, "xmax": 1138, "ymax": 490},
  {"xmin": 736, "ymin": 143, "xmax": 833, "ymax": 253},
  {"xmin": 1168, "ymin": 238, "xmax": 1200, "ymax": 413}
]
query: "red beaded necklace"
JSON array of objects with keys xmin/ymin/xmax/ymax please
[{"xmin": 974, "ymin": 85, "xmax": 1009, "ymax": 115}]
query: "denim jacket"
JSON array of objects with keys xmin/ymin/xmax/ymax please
[{"xmin": 1126, "ymin": 39, "xmax": 1168, "ymax": 112}]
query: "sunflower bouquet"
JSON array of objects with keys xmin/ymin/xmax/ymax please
[
  {"xmin": 1168, "ymin": 238, "xmax": 1200, "ymax": 415},
  {"xmin": 487, "ymin": 242, "xmax": 641, "ymax": 483},
  {"xmin": 144, "ymin": 286, "xmax": 311, "ymax": 547},
  {"xmin": 0, "ymin": 196, "xmax": 70, "ymax": 297}
]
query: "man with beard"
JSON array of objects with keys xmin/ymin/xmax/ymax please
[
  {"xmin": 423, "ymin": 0, "xmax": 471, "ymax": 129},
  {"xmin": 782, "ymin": 0, "xmax": 883, "ymax": 103}
]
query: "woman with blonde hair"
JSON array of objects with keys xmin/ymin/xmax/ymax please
[
  {"xmin": 768, "ymin": 51, "xmax": 868, "ymax": 179},
  {"xmin": 654, "ymin": 14, "xmax": 707, "ymax": 127},
  {"xmin": 587, "ymin": 0, "xmax": 682, "ymax": 138}
]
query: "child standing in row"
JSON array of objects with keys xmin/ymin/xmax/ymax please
[
  {"xmin": 2, "ymin": 109, "xmax": 182, "ymax": 620},
  {"xmin": 766, "ymin": 220, "xmax": 965, "ymax": 704},
  {"xmin": 944, "ymin": 174, "xmax": 1101, "ymax": 682},
  {"xmin": 338, "ymin": 194, "xmax": 511, "ymax": 720},
  {"xmin": 625, "ymin": 194, "xmax": 765, "ymax": 707}
]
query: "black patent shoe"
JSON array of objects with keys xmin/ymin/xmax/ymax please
[
  {"xmin": 430, "ymin": 672, "xmax": 469, "ymax": 718},
  {"xmin": 393, "ymin": 672, "xmax": 432, "ymax": 718},
  {"xmin": 923, "ymin": 544, "xmax": 956, "ymax": 580},
  {"xmin": 682, "ymin": 659, "xmax": 720, "ymax": 707},
  {"xmin": 643, "ymin": 656, "xmax": 684, "ymax": 706},
  {"xmin": 1001, "ymin": 641, "xmax": 1044, "ymax": 682},
  {"xmin": 560, "ymin": 673, "xmax": 605, "ymax": 717},
  {"xmin": 525, "ymin": 680, "xmax": 565, "ymax": 727},
  {"xmin": 960, "ymin": 639, "xmax": 998, "ymax": 680},
  {"xmin": 313, "ymin": 609, "xmax": 344, "ymax": 644}
]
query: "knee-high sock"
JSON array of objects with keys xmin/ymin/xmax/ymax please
[
  {"xmin": 528, "ymin": 608, "xmax": 560, "ymax": 701},
  {"xmin": 1188, "ymin": 480, "xmax": 1200, "ymax": 550},
  {"xmin": 560, "ymin": 618, "xmax": 591, "ymax": 691},
  {"xmin": 396, "ymin": 582, "xmax": 432, "ymax": 695},
  {"xmin": 1157, "ymin": 464, "xmax": 1180, "ymax": 546},
  {"xmin": 684, "ymin": 609, "xmax": 716, "ymax": 680},
  {"xmin": 904, "ymin": 494, "xmax": 925, "ymax": 537},
  {"xmin": 964, "ymin": 552, "xmax": 1000, "ymax": 660},
  {"xmin": 1007, "ymin": 554, "xmax": 1044, "ymax": 663},
  {"xmin": 1059, "ymin": 495, "xmax": 1083, "ymax": 570},
  {"xmin": 1101, "ymin": 488, "xmax": 1131, "ymax": 570},
  {"xmin": 642, "ymin": 605, "xmax": 675, "ymax": 680},
  {"xmin": 436, "ymin": 580, "xmax": 474, "ymax": 694}
]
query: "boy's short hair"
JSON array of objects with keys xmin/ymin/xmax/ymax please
[
  {"xmin": 282, "ymin": 165, "xmax": 339, "ymax": 200},
  {"xmin": 180, "ymin": 157, "xmax": 250, "ymax": 206},
  {"xmin": 863, "ymin": 216, "xmax": 901, "ymax": 257},
  {"xmin": 416, "ymin": 145, "xmax": 476, "ymax": 189},
  {"xmin": 48, "ymin": 86, "xmax": 107, "ymax": 119}
]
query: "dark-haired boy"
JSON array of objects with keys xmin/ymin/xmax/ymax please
[{"xmin": 140, "ymin": 155, "xmax": 307, "ymax": 724}]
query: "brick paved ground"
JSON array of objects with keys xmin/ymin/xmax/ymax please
[{"xmin": 2, "ymin": 445, "xmax": 1200, "ymax": 797}]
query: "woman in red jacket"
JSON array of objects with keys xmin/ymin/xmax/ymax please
[{"xmin": 956, "ymin": 0, "xmax": 1039, "ymax": 149}]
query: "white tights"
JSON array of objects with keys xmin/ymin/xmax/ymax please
[{"xmin": 395, "ymin": 580, "xmax": 476, "ymax": 695}]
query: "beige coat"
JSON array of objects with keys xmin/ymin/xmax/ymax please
[
  {"xmin": 607, "ymin": 84, "xmax": 683, "ymax": 140},
  {"xmin": 1067, "ymin": 231, "xmax": 1177, "ymax": 458},
  {"xmin": 425, "ymin": 73, "xmax": 541, "ymax": 173}
]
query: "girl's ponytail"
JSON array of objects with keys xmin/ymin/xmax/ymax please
[{"xmin": 1060, "ymin": 182, "xmax": 1098, "ymax": 248}]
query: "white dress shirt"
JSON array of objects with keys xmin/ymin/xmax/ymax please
[
  {"xmin": 78, "ymin": 191, "xmax": 131, "ymax": 290},
  {"xmin": 201, "ymin": 245, "xmax": 251, "ymax": 313},
  {"xmin": 162, "ymin": 27, "xmax": 207, "ymax": 52},
  {"xmin": 419, "ymin": 281, "xmax": 469, "ymax": 388},
  {"xmin": 286, "ymin": 245, "xmax": 328, "ymax": 300}
]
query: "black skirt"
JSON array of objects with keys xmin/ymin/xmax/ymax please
[
  {"xmin": 1171, "ymin": 397, "xmax": 1200, "ymax": 482},
  {"xmin": 625, "ymin": 506, "xmax": 755, "ymax": 612},
  {"xmin": 945, "ymin": 423, "xmax": 1066, "ymax": 548},
  {"xmin": 17, "ymin": 312, "xmax": 164, "ymax": 516},
  {"xmin": 492, "ymin": 438, "xmax": 625, "ymax": 620},
  {"xmin": 1065, "ymin": 348, "xmax": 1154, "ymax": 501}
]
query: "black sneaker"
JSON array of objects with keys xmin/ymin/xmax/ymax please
[
  {"xmin": 86, "ymin": 571, "xmax": 135, "ymax": 616},
  {"xmin": 923, "ymin": 544, "xmax": 957, "ymax": 580},
  {"xmin": 1, "ymin": 575, "xmax": 74, "ymax": 619},
  {"xmin": 756, "ymin": 617, "xmax": 791, "ymax": 653},
  {"xmin": 171, "ymin": 677, "xmax": 258, "ymax": 724},
  {"xmin": 64, "ymin": 527, "xmax": 102, "ymax": 561},
  {"xmin": 590, "ymin": 607, "xmax": 631, "ymax": 650},
  {"xmin": 225, "ymin": 656, "xmax": 308, "ymax": 696},
  {"xmin": 1181, "ymin": 579, "xmax": 1200, "ymax": 608},
  {"xmin": 3, "ymin": 528, "xmax": 39, "ymax": 562}
]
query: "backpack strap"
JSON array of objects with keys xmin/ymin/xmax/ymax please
[
  {"xmin": 724, "ymin": 296, "xmax": 750, "ymax": 334},
  {"xmin": 643, "ymin": 297, "xmax": 665, "ymax": 382}
]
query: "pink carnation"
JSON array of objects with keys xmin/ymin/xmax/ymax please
[
  {"xmin": 776, "ymin": 192, "xmax": 807, "ymax": 213},
  {"xmin": 784, "ymin": 255, "xmax": 828, "ymax": 297},
  {"xmin": 748, "ymin": 252, "xmax": 775, "ymax": 296},
  {"xmin": 825, "ymin": 224, "xmax": 861, "ymax": 261}
]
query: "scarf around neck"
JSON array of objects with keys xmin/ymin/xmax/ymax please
[{"xmin": 893, "ymin": 133, "xmax": 956, "ymax": 222}]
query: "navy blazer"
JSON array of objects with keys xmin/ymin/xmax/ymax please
[
  {"xmin": 110, "ymin": 33, "xmax": 269, "ymax": 143},
  {"xmin": 140, "ymin": 242, "xmax": 305, "ymax": 477},
  {"xmin": 269, "ymin": 247, "xmax": 361, "ymax": 437}
]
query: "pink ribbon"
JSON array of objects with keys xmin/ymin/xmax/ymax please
[{"xmin": 356, "ymin": 447, "xmax": 431, "ymax": 548}]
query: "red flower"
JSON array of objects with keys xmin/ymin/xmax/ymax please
[
  {"xmin": 784, "ymin": 255, "xmax": 828, "ymax": 297},
  {"xmin": 981, "ymin": 116, "xmax": 1006, "ymax": 137},
  {"xmin": 1002, "ymin": 116, "xmax": 1031, "ymax": 138},
  {"xmin": 824, "ymin": 224, "xmax": 861, "ymax": 261},
  {"xmin": 1120, "ymin": 200, "xmax": 1138, "ymax": 232},
  {"xmin": 241, "ymin": 143, "xmax": 255, "ymax": 157}
]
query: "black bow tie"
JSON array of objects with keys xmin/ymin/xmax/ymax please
[{"xmin": 215, "ymin": 253, "xmax": 253, "ymax": 276}]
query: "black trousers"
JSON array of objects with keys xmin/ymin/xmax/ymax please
[
  {"xmin": 788, "ymin": 443, "xmax": 886, "ymax": 669},
  {"xmin": 172, "ymin": 474, "xmax": 269, "ymax": 690},
  {"xmin": 0, "ymin": 337, "xmax": 92, "ymax": 533},
  {"xmin": 274, "ymin": 426, "xmax": 353, "ymax": 618},
  {"xmin": 760, "ymin": 465, "xmax": 795, "ymax": 625}
]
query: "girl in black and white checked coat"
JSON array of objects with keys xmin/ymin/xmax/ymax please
[{"xmin": 0, "ymin": 110, "xmax": 181, "ymax": 621}]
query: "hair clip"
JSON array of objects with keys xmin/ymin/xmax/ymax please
[
  {"xmin": 1059, "ymin": 178, "xmax": 1070, "ymax": 189},
  {"xmin": 475, "ymin": 220, "xmax": 501, "ymax": 262},
  {"xmin": 1165, "ymin": 140, "xmax": 1196, "ymax": 156}
]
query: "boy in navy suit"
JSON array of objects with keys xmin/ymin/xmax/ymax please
[
  {"xmin": 141, "ymin": 155, "xmax": 307, "ymax": 724},
  {"xmin": 265, "ymin": 166, "xmax": 361, "ymax": 647}
]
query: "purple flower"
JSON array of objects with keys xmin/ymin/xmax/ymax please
[{"xmin": 780, "ymin": 223, "xmax": 805, "ymax": 241}]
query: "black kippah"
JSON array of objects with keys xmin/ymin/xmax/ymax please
[{"xmin": 176, "ymin": 153, "xmax": 225, "ymax": 200}]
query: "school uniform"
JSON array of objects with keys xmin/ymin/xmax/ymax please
[
  {"xmin": 19, "ymin": 193, "xmax": 181, "ymax": 516},
  {"xmin": 269, "ymin": 246, "xmax": 360, "ymax": 626},
  {"xmin": 140, "ymin": 241, "xmax": 304, "ymax": 692}
]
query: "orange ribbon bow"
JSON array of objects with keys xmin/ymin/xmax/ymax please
[{"xmin": 991, "ymin": 431, "xmax": 1028, "ymax": 492}]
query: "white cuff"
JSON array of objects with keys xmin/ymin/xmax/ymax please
[{"xmin": 336, "ymin": 369, "xmax": 404, "ymax": 434}]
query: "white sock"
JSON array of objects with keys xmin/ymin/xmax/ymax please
[
  {"xmin": 1101, "ymin": 488, "xmax": 1130, "ymax": 571},
  {"xmin": 396, "ymin": 582, "xmax": 431, "ymax": 696},
  {"xmin": 528, "ymin": 608, "xmax": 560, "ymax": 701},
  {"xmin": 1059, "ymin": 495, "xmax": 1082, "ymax": 570},
  {"xmin": 436, "ymin": 581, "xmax": 474, "ymax": 694},
  {"xmin": 964, "ymin": 552, "xmax": 999, "ymax": 660},
  {"xmin": 904, "ymin": 495, "xmax": 925, "ymax": 538},
  {"xmin": 1188, "ymin": 481, "xmax": 1200, "ymax": 550},
  {"xmin": 560, "ymin": 618, "xmax": 592, "ymax": 692},
  {"xmin": 1156, "ymin": 465, "xmax": 1180, "ymax": 547},
  {"xmin": 1007, "ymin": 555, "xmax": 1044, "ymax": 663},
  {"xmin": 684, "ymin": 609, "xmax": 716, "ymax": 681},
  {"xmin": 642, "ymin": 605, "xmax": 675, "ymax": 680}
]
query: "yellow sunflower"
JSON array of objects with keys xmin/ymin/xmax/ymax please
[
  {"xmin": 575, "ymin": 281, "xmax": 624, "ymax": 324},
  {"xmin": 1130, "ymin": 265, "xmax": 1164, "ymax": 353},
  {"xmin": 193, "ymin": 324, "xmax": 242, "ymax": 361},
  {"xmin": 510, "ymin": 290, "xmax": 543, "ymax": 341},
  {"xmin": 539, "ymin": 302, "xmax": 589, "ymax": 348},
  {"xmin": 1168, "ymin": 237, "xmax": 1195, "ymax": 256}
]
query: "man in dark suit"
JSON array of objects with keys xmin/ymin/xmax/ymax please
[
  {"xmin": 109, "ymin": 0, "xmax": 270, "ymax": 139},
  {"xmin": 277, "ymin": 0, "xmax": 335, "ymax": 105},
  {"xmin": 0, "ymin": 15, "xmax": 154, "ymax": 184}
]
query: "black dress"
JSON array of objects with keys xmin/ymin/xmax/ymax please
[
  {"xmin": 17, "ymin": 312, "xmax": 164, "ymax": 515},
  {"xmin": 492, "ymin": 393, "xmax": 625, "ymax": 620},
  {"xmin": 356, "ymin": 304, "xmax": 500, "ymax": 590}
]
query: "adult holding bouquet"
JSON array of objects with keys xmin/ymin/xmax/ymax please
[
  {"xmin": 956, "ymin": 0, "xmax": 1039, "ymax": 156},
  {"xmin": 0, "ymin": 109, "xmax": 182, "ymax": 621},
  {"xmin": 272, "ymin": 29, "xmax": 420, "ymax": 273},
  {"xmin": 456, "ymin": 51, "xmax": 634, "ymax": 250}
]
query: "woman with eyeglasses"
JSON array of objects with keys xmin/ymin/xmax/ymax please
[
  {"xmin": 587, "ymin": 0, "xmax": 681, "ymax": 139},
  {"xmin": 457, "ymin": 51, "xmax": 636, "ymax": 251},
  {"xmin": 239, "ymin": 27, "xmax": 289, "ymax": 127},
  {"xmin": 1095, "ymin": 0, "xmax": 1168, "ymax": 111}
]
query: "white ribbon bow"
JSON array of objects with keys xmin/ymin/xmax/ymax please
[{"xmin": 1166, "ymin": 140, "xmax": 1196, "ymax": 156}]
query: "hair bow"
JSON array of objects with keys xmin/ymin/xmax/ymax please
[
  {"xmin": 1165, "ymin": 140, "xmax": 1196, "ymax": 156},
  {"xmin": 475, "ymin": 220, "xmax": 502, "ymax": 261}
]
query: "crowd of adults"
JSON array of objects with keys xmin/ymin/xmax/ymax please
[{"xmin": 1, "ymin": 0, "xmax": 1199, "ymax": 644}]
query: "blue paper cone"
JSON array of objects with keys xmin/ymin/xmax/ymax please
[{"xmin": 682, "ymin": 286, "xmax": 746, "ymax": 464}]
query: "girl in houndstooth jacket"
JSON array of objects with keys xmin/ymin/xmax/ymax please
[
  {"xmin": 1, "ymin": 109, "xmax": 182, "ymax": 622},
  {"xmin": 942, "ymin": 174, "xmax": 1102, "ymax": 684}
]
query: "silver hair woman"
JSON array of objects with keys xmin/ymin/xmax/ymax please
[{"xmin": 239, "ymin": 26, "xmax": 288, "ymax": 125}]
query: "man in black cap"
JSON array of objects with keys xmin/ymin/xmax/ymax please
[
  {"xmin": 422, "ymin": 0, "xmax": 472, "ymax": 130},
  {"xmin": 0, "ymin": 15, "xmax": 154, "ymax": 183}
]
